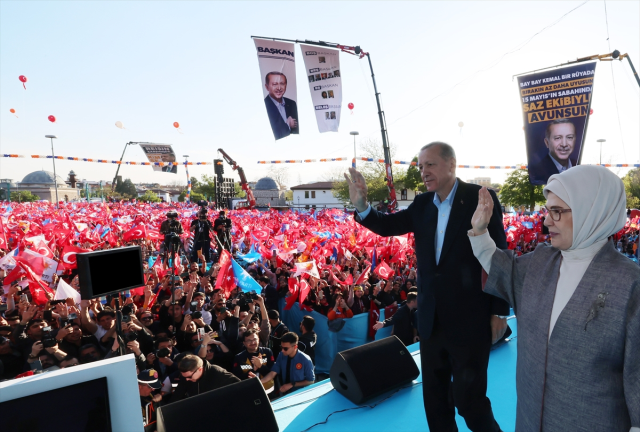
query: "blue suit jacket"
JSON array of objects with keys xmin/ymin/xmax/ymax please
[
  {"xmin": 357, "ymin": 179, "xmax": 510, "ymax": 343},
  {"xmin": 529, "ymin": 154, "xmax": 577, "ymax": 185},
  {"xmin": 264, "ymin": 96, "xmax": 299, "ymax": 140}
]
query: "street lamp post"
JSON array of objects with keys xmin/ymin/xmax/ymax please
[
  {"xmin": 45, "ymin": 135, "xmax": 59, "ymax": 206},
  {"xmin": 350, "ymin": 131, "xmax": 359, "ymax": 168},
  {"xmin": 597, "ymin": 139, "xmax": 606, "ymax": 165},
  {"xmin": 183, "ymin": 155, "xmax": 191, "ymax": 203}
]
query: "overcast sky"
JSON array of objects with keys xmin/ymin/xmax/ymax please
[{"xmin": 1, "ymin": 1, "xmax": 638, "ymax": 188}]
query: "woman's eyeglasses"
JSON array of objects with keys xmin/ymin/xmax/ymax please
[{"xmin": 544, "ymin": 206, "xmax": 572, "ymax": 221}]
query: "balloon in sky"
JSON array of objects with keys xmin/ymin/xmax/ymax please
[
  {"xmin": 115, "ymin": 121, "xmax": 124, "ymax": 129},
  {"xmin": 348, "ymin": 103, "xmax": 354, "ymax": 110},
  {"xmin": 48, "ymin": 115, "xmax": 56, "ymax": 123},
  {"xmin": 458, "ymin": 121, "xmax": 464, "ymax": 128},
  {"xmin": 173, "ymin": 122, "xmax": 180, "ymax": 128},
  {"xmin": 590, "ymin": 108, "xmax": 594, "ymax": 115},
  {"xmin": 10, "ymin": 108, "xmax": 18, "ymax": 118},
  {"xmin": 19, "ymin": 75, "xmax": 27, "ymax": 89}
]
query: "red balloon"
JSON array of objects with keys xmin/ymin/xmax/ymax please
[
  {"xmin": 173, "ymin": 122, "xmax": 180, "ymax": 128},
  {"xmin": 348, "ymin": 103, "xmax": 354, "ymax": 110},
  {"xmin": 48, "ymin": 115, "xmax": 56, "ymax": 123},
  {"xmin": 19, "ymin": 75, "xmax": 27, "ymax": 89},
  {"xmin": 589, "ymin": 108, "xmax": 594, "ymax": 115}
]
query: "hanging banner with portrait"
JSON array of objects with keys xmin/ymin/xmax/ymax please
[
  {"xmin": 517, "ymin": 62, "xmax": 597, "ymax": 185},
  {"xmin": 300, "ymin": 44, "xmax": 342, "ymax": 133},
  {"xmin": 139, "ymin": 144, "xmax": 178, "ymax": 174},
  {"xmin": 253, "ymin": 38, "xmax": 299, "ymax": 141}
]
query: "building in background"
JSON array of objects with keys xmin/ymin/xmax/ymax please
[
  {"xmin": 466, "ymin": 177, "xmax": 491, "ymax": 187},
  {"xmin": 253, "ymin": 177, "xmax": 286, "ymax": 207},
  {"xmin": 17, "ymin": 170, "xmax": 80, "ymax": 202},
  {"xmin": 291, "ymin": 182, "xmax": 342, "ymax": 209}
]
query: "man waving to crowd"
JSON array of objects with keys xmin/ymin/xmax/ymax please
[{"xmin": 345, "ymin": 141, "xmax": 510, "ymax": 432}]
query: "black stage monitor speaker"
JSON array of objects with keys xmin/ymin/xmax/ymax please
[
  {"xmin": 330, "ymin": 335, "xmax": 419, "ymax": 404},
  {"xmin": 77, "ymin": 246, "xmax": 144, "ymax": 299},
  {"xmin": 157, "ymin": 378, "xmax": 279, "ymax": 432}
]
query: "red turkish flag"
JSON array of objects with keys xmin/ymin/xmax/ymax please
[
  {"xmin": 60, "ymin": 245, "xmax": 91, "ymax": 270},
  {"xmin": 373, "ymin": 260, "xmax": 393, "ymax": 280},
  {"xmin": 0, "ymin": 218, "xmax": 8, "ymax": 251},
  {"xmin": 31, "ymin": 239, "xmax": 55, "ymax": 259},
  {"xmin": 298, "ymin": 279, "xmax": 311, "ymax": 309},
  {"xmin": 122, "ymin": 224, "xmax": 146, "ymax": 242},
  {"xmin": 354, "ymin": 265, "xmax": 371, "ymax": 286},
  {"xmin": 284, "ymin": 279, "xmax": 299, "ymax": 311},
  {"xmin": 28, "ymin": 280, "xmax": 50, "ymax": 305},
  {"xmin": 214, "ymin": 250, "xmax": 235, "ymax": 294}
]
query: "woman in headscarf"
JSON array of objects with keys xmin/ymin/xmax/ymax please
[{"xmin": 468, "ymin": 165, "xmax": 639, "ymax": 432}]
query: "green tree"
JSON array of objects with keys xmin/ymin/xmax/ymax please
[
  {"xmin": 332, "ymin": 138, "xmax": 406, "ymax": 205},
  {"xmin": 403, "ymin": 156, "xmax": 426, "ymax": 192},
  {"xmin": 190, "ymin": 176, "xmax": 200, "ymax": 190},
  {"xmin": 234, "ymin": 182, "xmax": 246, "ymax": 198},
  {"xmin": 178, "ymin": 190, "xmax": 205, "ymax": 202},
  {"xmin": 498, "ymin": 169, "xmax": 545, "ymax": 211},
  {"xmin": 116, "ymin": 178, "xmax": 137, "ymax": 197},
  {"xmin": 11, "ymin": 190, "xmax": 40, "ymax": 202},
  {"xmin": 139, "ymin": 190, "xmax": 161, "ymax": 203},
  {"xmin": 622, "ymin": 168, "xmax": 640, "ymax": 209},
  {"xmin": 195, "ymin": 175, "xmax": 217, "ymax": 201}
]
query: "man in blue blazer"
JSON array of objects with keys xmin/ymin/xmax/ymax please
[
  {"xmin": 345, "ymin": 142, "xmax": 509, "ymax": 432},
  {"xmin": 263, "ymin": 72, "xmax": 299, "ymax": 140}
]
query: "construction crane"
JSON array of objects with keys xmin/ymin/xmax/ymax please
[{"xmin": 217, "ymin": 148, "xmax": 256, "ymax": 209}]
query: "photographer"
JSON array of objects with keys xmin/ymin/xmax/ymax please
[
  {"xmin": 146, "ymin": 337, "xmax": 179, "ymax": 381},
  {"xmin": 213, "ymin": 211, "xmax": 232, "ymax": 253},
  {"xmin": 190, "ymin": 206, "xmax": 213, "ymax": 263},
  {"xmin": 160, "ymin": 210, "xmax": 184, "ymax": 264}
]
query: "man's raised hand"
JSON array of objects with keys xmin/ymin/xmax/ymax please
[
  {"xmin": 344, "ymin": 167, "xmax": 369, "ymax": 212},
  {"xmin": 470, "ymin": 187, "xmax": 494, "ymax": 235}
]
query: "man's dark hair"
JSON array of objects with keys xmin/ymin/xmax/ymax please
[
  {"xmin": 301, "ymin": 316, "xmax": 315, "ymax": 332},
  {"xmin": 265, "ymin": 72, "xmax": 287, "ymax": 86},
  {"xmin": 242, "ymin": 328, "xmax": 259, "ymax": 341},
  {"xmin": 420, "ymin": 141, "xmax": 456, "ymax": 161},
  {"xmin": 26, "ymin": 319, "xmax": 44, "ymax": 330},
  {"xmin": 79, "ymin": 344, "xmax": 101, "ymax": 358},
  {"xmin": 259, "ymin": 276, "xmax": 270, "ymax": 284},
  {"xmin": 267, "ymin": 309, "xmax": 280, "ymax": 320},
  {"xmin": 155, "ymin": 336, "xmax": 172, "ymax": 349},
  {"xmin": 545, "ymin": 119, "xmax": 575, "ymax": 140},
  {"xmin": 179, "ymin": 354, "xmax": 203, "ymax": 373},
  {"xmin": 97, "ymin": 310, "xmax": 116, "ymax": 320},
  {"xmin": 281, "ymin": 332, "xmax": 298, "ymax": 345},
  {"xmin": 407, "ymin": 292, "xmax": 418, "ymax": 303}
]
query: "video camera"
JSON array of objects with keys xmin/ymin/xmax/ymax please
[
  {"xmin": 42, "ymin": 326, "xmax": 57, "ymax": 348},
  {"xmin": 230, "ymin": 291, "xmax": 260, "ymax": 308}
]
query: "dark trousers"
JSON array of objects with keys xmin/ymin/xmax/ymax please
[
  {"xmin": 190, "ymin": 241, "xmax": 211, "ymax": 263},
  {"xmin": 420, "ymin": 317, "xmax": 501, "ymax": 432}
]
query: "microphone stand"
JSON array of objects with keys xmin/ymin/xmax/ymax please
[{"xmin": 113, "ymin": 298, "xmax": 126, "ymax": 356}]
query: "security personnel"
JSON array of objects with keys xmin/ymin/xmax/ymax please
[
  {"xmin": 138, "ymin": 369, "xmax": 163, "ymax": 432},
  {"xmin": 260, "ymin": 332, "xmax": 314, "ymax": 396}
]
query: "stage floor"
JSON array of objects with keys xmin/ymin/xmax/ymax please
[{"xmin": 273, "ymin": 317, "xmax": 518, "ymax": 432}]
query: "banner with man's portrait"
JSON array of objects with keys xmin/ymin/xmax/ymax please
[
  {"xmin": 139, "ymin": 144, "xmax": 178, "ymax": 174},
  {"xmin": 254, "ymin": 39, "xmax": 299, "ymax": 141},
  {"xmin": 300, "ymin": 44, "xmax": 342, "ymax": 133},
  {"xmin": 518, "ymin": 62, "xmax": 597, "ymax": 185}
]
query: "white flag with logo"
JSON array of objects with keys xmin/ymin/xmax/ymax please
[
  {"xmin": 300, "ymin": 44, "xmax": 342, "ymax": 133},
  {"xmin": 293, "ymin": 260, "xmax": 320, "ymax": 279}
]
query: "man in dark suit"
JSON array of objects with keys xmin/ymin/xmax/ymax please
[
  {"xmin": 263, "ymin": 72, "xmax": 299, "ymax": 140},
  {"xmin": 345, "ymin": 142, "xmax": 509, "ymax": 432},
  {"xmin": 529, "ymin": 119, "xmax": 577, "ymax": 185}
]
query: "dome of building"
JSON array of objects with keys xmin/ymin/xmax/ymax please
[
  {"xmin": 254, "ymin": 177, "xmax": 280, "ymax": 191},
  {"xmin": 21, "ymin": 170, "xmax": 67, "ymax": 186}
]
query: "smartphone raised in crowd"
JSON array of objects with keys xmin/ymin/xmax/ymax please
[{"xmin": 197, "ymin": 327, "xmax": 205, "ymax": 342}]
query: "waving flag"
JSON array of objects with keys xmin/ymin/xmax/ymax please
[
  {"xmin": 54, "ymin": 277, "xmax": 81, "ymax": 304},
  {"xmin": 231, "ymin": 258, "xmax": 262, "ymax": 293},
  {"xmin": 373, "ymin": 260, "xmax": 393, "ymax": 280},
  {"xmin": 123, "ymin": 224, "xmax": 147, "ymax": 242},
  {"xmin": 298, "ymin": 279, "xmax": 311, "ymax": 309},
  {"xmin": 60, "ymin": 245, "xmax": 91, "ymax": 270},
  {"xmin": 18, "ymin": 249, "xmax": 58, "ymax": 283},
  {"xmin": 293, "ymin": 260, "xmax": 320, "ymax": 279},
  {"xmin": 236, "ymin": 244, "xmax": 262, "ymax": 264},
  {"xmin": 285, "ymin": 277, "xmax": 299, "ymax": 310},
  {"xmin": 354, "ymin": 264, "xmax": 371, "ymax": 286},
  {"xmin": 0, "ymin": 218, "xmax": 8, "ymax": 250},
  {"xmin": 215, "ymin": 250, "xmax": 236, "ymax": 294}
]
